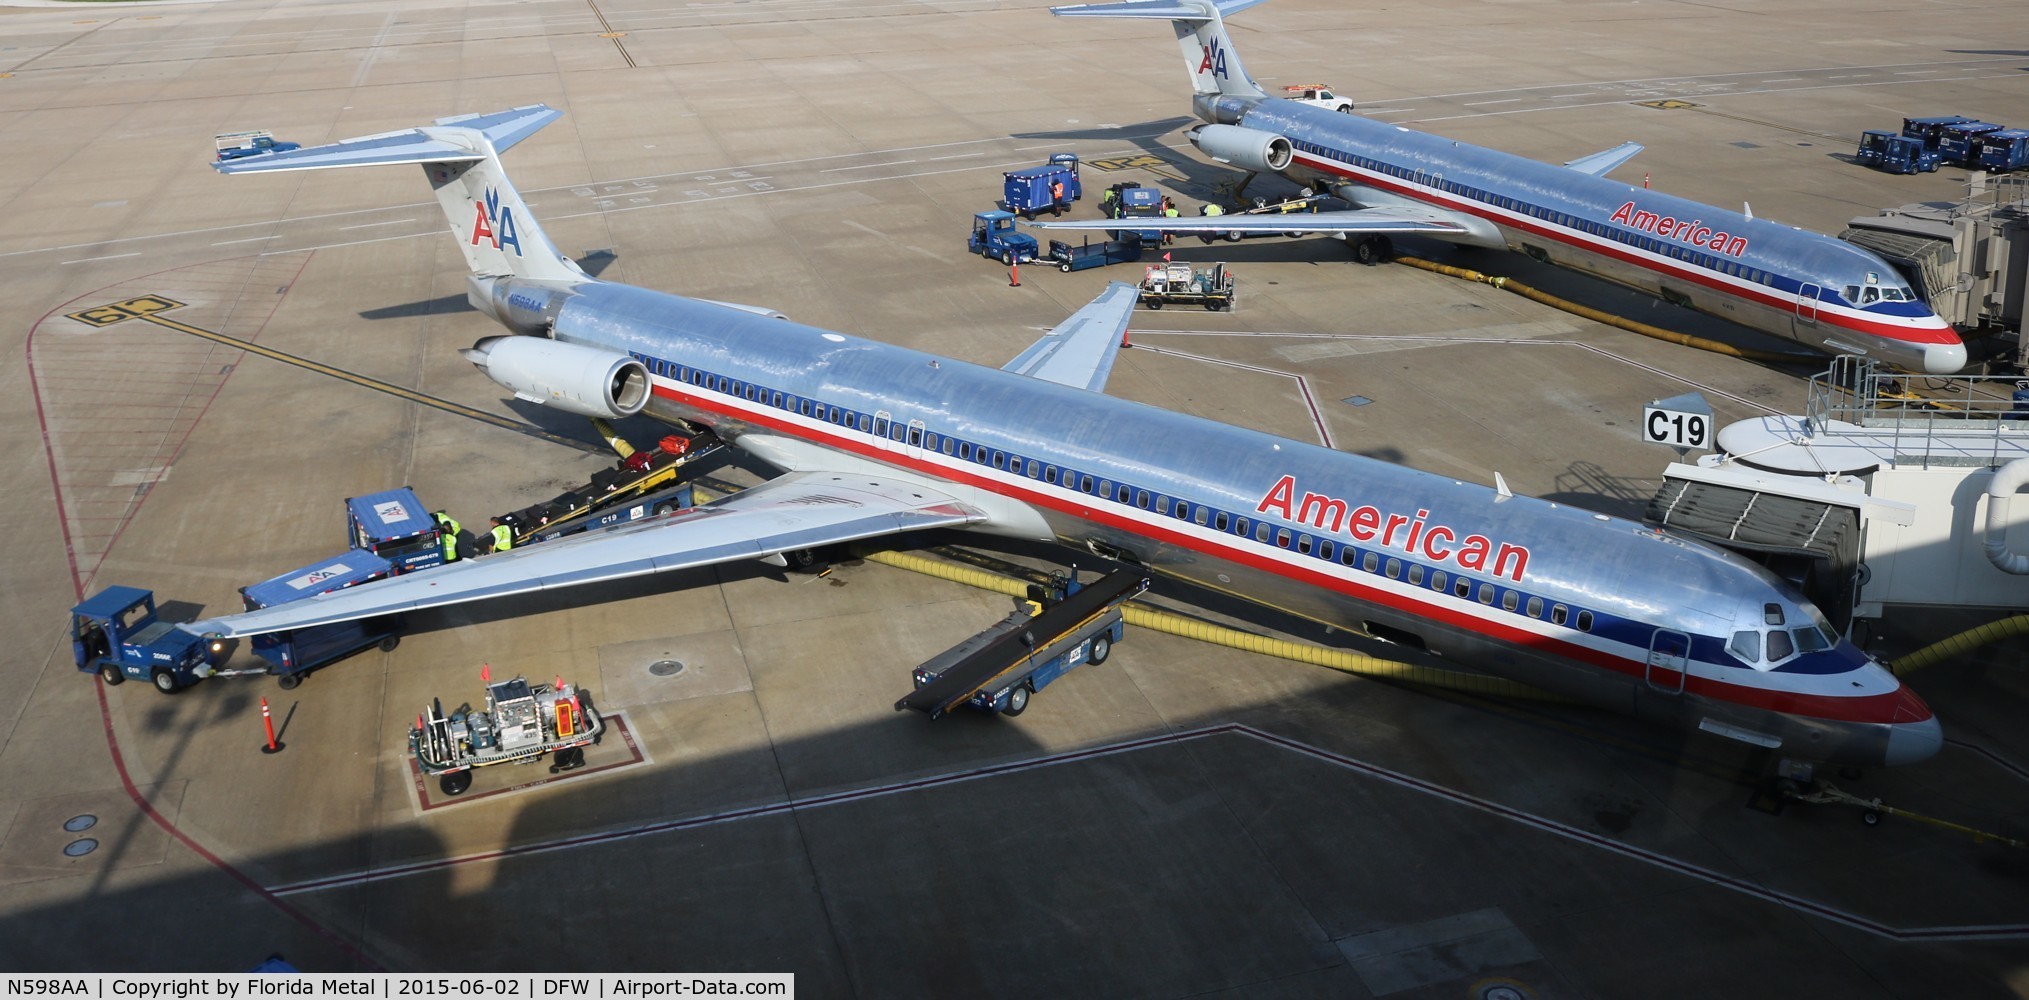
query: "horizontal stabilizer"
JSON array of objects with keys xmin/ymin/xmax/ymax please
[
  {"xmin": 1562, "ymin": 141, "xmax": 1643, "ymax": 178},
  {"xmin": 1001, "ymin": 282, "xmax": 1138, "ymax": 392},
  {"xmin": 213, "ymin": 105, "xmax": 561, "ymax": 174},
  {"xmin": 1051, "ymin": 0, "xmax": 1267, "ymax": 19},
  {"xmin": 1031, "ymin": 207, "xmax": 1471, "ymax": 236}
]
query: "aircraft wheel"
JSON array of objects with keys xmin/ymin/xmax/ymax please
[
  {"xmin": 99, "ymin": 663, "xmax": 124, "ymax": 686},
  {"xmin": 277, "ymin": 673, "xmax": 302, "ymax": 690},
  {"xmin": 151, "ymin": 669, "xmax": 179, "ymax": 695},
  {"xmin": 1353, "ymin": 239, "xmax": 1380, "ymax": 266},
  {"xmin": 1002, "ymin": 684, "xmax": 1030, "ymax": 717},
  {"xmin": 1089, "ymin": 634, "xmax": 1111, "ymax": 665},
  {"xmin": 439, "ymin": 771, "xmax": 472, "ymax": 797},
  {"xmin": 379, "ymin": 635, "xmax": 401, "ymax": 652}
]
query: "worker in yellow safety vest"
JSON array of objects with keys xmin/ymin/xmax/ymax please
[
  {"xmin": 488, "ymin": 516, "xmax": 514, "ymax": 554},
  {"xmin": 433, "ymin": 510, "xmax": 461, "ymax": 563},
  {"xmin": 1201, "ymin": 202, "xmax": 1225, "ymax": 217}
]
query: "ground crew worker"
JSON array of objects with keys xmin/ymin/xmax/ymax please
[
  {"xmin": 1161, "ymin": 198, "xmax": 1179, "ymax": 244},
  {"xmin": 433, "ymin": 510, "xmax": 461, "ymax": 563},
  {"xmin": 1101, "ymin": 186, "xmax": 1118, "ymax": 216},
  {"xmin": 1203, "ymin": 202, "xmax": 1225, "ymax": 216},
  {"xmin": 489, "ymin": 516, "xmax": 514, "ymax": 554},
  {"xmin": 1051, "ymin": 178, "xmax": 1065, "ymax": 208}
]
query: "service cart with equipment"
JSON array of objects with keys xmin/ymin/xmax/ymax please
[
  {"xmin": 897, "ymin": 567, "xmax": 1148, "ymax": 719},
  {"xmin": 1137, "ymin": 261, "xmax": 1235, "ymax": 310},
  {"xmin": 410, "ymin": 674, "xmax": 605, "ymax": 796}
]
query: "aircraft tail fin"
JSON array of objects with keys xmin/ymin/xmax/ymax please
[
  {"xmin": 1052, "ymin": 0, "xmax": 1268, "ymax": 100},
  {"xmin": 213, "ymin": 105, "xmax": 586, "ymax": 283}
]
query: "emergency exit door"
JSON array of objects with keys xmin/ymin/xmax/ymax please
[{"xmin": 1645, "ymin": 629, "xmax": 1691, "ymax": 694}]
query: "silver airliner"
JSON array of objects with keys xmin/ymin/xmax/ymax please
[
  {"xmin": 1034, "ymin": 0, "xmax": 1967, "ymax": 375},
  {"xmin": 195, "ymin": 105, "xmax": 1940, "ymax": 767}
]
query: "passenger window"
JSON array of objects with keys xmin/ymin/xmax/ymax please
[
  {"xmin": 993, "ymin": 452, "xmax": 1006, "ymax": 469},
  {"xmin": 1099, "ymin": 480, "xmax": 1113, "ymax": 498},
  {"xmin": 1408, "ymin": 565, "xmax": 1424, "ymax": 586},
  {"xmin": 1362, "ymin": 551, "xmax": 1378, "ymax": 572},
  {"xmin": 1766, "ymin": 628, "xmax": 1794, "ymax": 662},
  {"xmin": 1080, "ymin": 475, "xmax": 1093, "ymax": 492},
  {"xmin": 1431, "ymin": 570, "xmax": 1447, "ymax": 591},
  {"xmin": 1576, "ymin": 610, "xmax": 1593, "ymax": 632},
  {"xmin": 1501, "ymin": 591, "xmax": 1518, "ymax": 611},
  {"xmin": 1477, "ymin": 583, "xmax": 1494, "ymax": 605},
  {"xmin": 1137, "ymin": 490, "xmax": 1151, "ymax": 509},
  {"xmin": 1525, "ymin": 596, "xmax": 1542, "ymax": 617},
  {"xmin": 959, "ymin": 443, "xmax": 973, "ymax": 460},
  {"xmin": 799, "ymin": 400, "xmax": 813, "ymax": 416},
  {"xmin": 890, "ymin": 422, "xmax": 905, "ymax": 440},
  {"xmin": 1340, "ymin": 547, "xmax": 1357, "ymax": 566},
  {"xmin": 1551, "ymin": 604, "xmax": 1568, "ymax": 626},
  {"xmin": 1297, "ymin": 534, "xmax": 1312, "ymax": 555},
  {"xmin": 857, "ymin": 414, "xmax": 871, "ymax": 432},
  {"xmin": 910, "ymin": 428, "xmax": 924, "ymax": 446},
  {"xmin": 942, "ymin": 438, "xmax": 955, "ymax": 456},
  {"xmin": 1728, "ymin": 630, "xmax": 1760, "ymax": 664},
  {"xmin": 925, "ymin": 433, "xmax": 940, "ymax": 451},
  {"xmin": 1045, "ymin": 466, "xmax": 1058, "ymax": 485},
  {"xmin": 1275, "ymin": 528, "xmax": 1291, "ymax": 547},
  {"xmin": 1255, "ymin": 523, "xmax": 1271, "ymax": 543},
  {"xmin": 1157, "ymin": 496, "xmax": 1171, "ymax": 514},
  {"xmin": 771, "ymin": 392, "xmax": 784, "ymax": 408},
  {"xmin": 1454, "ymin": 578, "xmax": 1471, "ymax": 598},
  {"xmin": 1025, "ymin": 460, "xmax": 1040, "ymax": 478},
  {"xmin": 1195, "ymin": 507, "xmax": 1209, "ymax": 526},
  {"xmin": 1214, "ymin": 512, "xmax": 1229, "ymax": 531},
  {"xmin": 1233, "ymin": 516, "xmax": 1247, "ymax": 535},
  {"xmin": 1385, "ymin": 558, "xmax": 1400, "ymax": 579}
]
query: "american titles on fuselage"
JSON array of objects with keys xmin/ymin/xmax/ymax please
[
  {"xmin": 1253, "ymin": 474, "xmax": 1531, "ymax": 582},
  {"xmin": 1608, "ymin": 201, "xmax": 1747, "ymax": 258}
]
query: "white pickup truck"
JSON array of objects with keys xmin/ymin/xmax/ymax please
[{"xmin": 1281, "ymin": 84, "xmax": 1355, "ymax": 113}]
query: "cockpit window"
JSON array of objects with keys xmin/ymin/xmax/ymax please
[
  {"xmin": 1793, "ymin": 626, "xmax": 1831, "ymax": 654},
  {"xmin": 1860, "ymin": 286, "xmax": 1880, "ymax": 305},
  {"xmin": 1728, "ymin": 630, "xmax": 1760, "ymax": 664},
  {"xmin": 1766, "ymin": 629, "xmax": 1795, "ymax": 663},
  {"xmin": 1763, "ymin": 603, "xmax": 1785, "ymax": 626}
]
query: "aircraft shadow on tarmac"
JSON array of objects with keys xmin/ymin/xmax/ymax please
[{"xmin": 355, "ymin": 251, "xmax": 621, "ymax": 321}]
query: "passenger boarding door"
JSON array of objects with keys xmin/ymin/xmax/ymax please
[
  {"xmin": 1795, "ymin": 283, "xmax": 1820, "ymax": 327},
  {"xmin": 1645, "ymin": 629, "xmax": 1690, "ymax": 694}
]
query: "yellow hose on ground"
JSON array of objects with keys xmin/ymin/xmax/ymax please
[
  {"xmin": 1886, "ymin": 613, "xmax": 2029, "ymax": 676},
  {"xmin": 1393, "ymin": 255, "xmax": 1820, "ymax": 365},
  {"xmin": 589, "ymin": 418, "xmax": 637, "ymax": 459},
  {"xmin": 865, "ymin": 549, "xmax": 1557, "ymax": 700}
]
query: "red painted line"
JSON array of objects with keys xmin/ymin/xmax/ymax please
[{"xmin": 32, "ymin": 252, "xmax": 379, "ymax": 966}]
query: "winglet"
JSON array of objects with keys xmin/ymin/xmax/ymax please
[
  {"xmin": 1562, "ymin": 141, "xmax": 1643, "ymax": 178},
  {"xmin": 1002, "ymin": 282, "xmax": 1138, "ymax": 393}
]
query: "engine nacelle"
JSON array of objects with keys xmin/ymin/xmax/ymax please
[
  {"xmin": 1189, "ymin": 124, "xmax": 1293, "ymax": 173},
  {"xmin": 462, "ymin": 336, "xmax": 650, "ymax": 420}
]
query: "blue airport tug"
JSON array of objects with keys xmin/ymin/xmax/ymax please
[
  {"xmin": 237, "ymin": 551, "xmax": 404, "ymax": 689},
  {"xmin": 1856, "ymin": 130, "xmax": 1940, "ymax": 174},
  {"xmin": 70, "ymin": 586, "xmax": 224, "ymax": 693},
  {"xmin": 969, "ymin": 210, "xmax": 1041, "ymax": 266},
  {"xmin": 345, "ymin": 488, "xmax": 446, "ymax": 573}
]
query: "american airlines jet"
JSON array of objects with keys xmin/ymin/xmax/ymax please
[
  {"xmin": 1035, "ymin": 0, "xmax": 1967, "ymax": 375},
  {"xmin": 193, "ymin": 105, "xmax": 1940, "ymax": 767}
]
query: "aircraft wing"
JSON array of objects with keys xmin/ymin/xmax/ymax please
[
  {"xmin": 1562, "ymin": 141, "xmax": 1643, "ymax": 178},
  {"xmin": 1028, "ymin": 207, "xmax": 1472, "ymax": 237},
  {"xmin": 1052, "ymin": 0, "xmax": 1269, "ymax": 19},
  {"xmin": 185, "ymin": 473, "xmax": 985, "ymax": 638},
  {"xmin": 1000, "ymin": 281, "xmax": 1137, "ymax": 393}
]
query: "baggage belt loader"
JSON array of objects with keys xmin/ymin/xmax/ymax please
[{"xmin": 898, "ymin": 567, "xmax": 1149, "ymax": 719}]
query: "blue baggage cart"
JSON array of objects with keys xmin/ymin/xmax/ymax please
[
  {"xmin": 345, "ymin": 487, "xmax": 445, "ymax": 573},
  {"xmin": 240, "ymin": 550, "xmax": 404, "ymax": 688},
  {"xmin": 1003, "ymin": 153, "xmax": 1082, "ymax": 219}
]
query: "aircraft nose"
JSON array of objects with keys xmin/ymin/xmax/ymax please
[
  {"xmin": 1883, "ymin": 714, "xmax": 1944, "ymax": 766},
  {"xmin": 1920, "ymin": 339, "xmax": 1968, "ymax": 375}
]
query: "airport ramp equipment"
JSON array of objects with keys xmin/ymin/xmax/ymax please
[{"xmin": 897, "ymin": 567, "xmax": 1148, "ymax": 719}]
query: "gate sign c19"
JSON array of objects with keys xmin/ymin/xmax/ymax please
[{"xmin": 1642, "ymin": 392, "xmax": 1714, "ymax": 450}]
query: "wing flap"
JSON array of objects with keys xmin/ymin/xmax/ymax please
[
  {"xmin": 1001, "ymin": 282, "xmax": 1138, "ymax": 392},
  {"xmin": 187, "ymin": 473, "xmax": 984, "ymax": 637}
]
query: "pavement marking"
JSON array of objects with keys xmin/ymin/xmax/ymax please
[
  {"xmin": 212, "ymin": 235, "xmax": 274, "ymax": 246},
  {"xmin": 64, "ymin": 294, "xmax": 603, "ymax": 454},
  {"xmin": 263, "ymin": 722, "xmax": 2029, "ymax": 941},
  {"xmin": 61, "ymin": 252, "xmax": 140, "ymax": 264},
  {"xmin": 821, "ymin": 159, "xmax": 919, "ymax": 172},
  {"xmin": 1462, "ymin": 98, "xmax": 1522, "ymax": 106},
  {"xmin": 338, "ymin": 218, "xmax": 417, "ymax": 230},
  {"xmin": 1128, "ymin": 343, "xmax": 1336, "ymax": 449}
]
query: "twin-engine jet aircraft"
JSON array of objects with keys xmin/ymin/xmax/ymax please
[
  {"xmin": 1034, "ymin": 0, "xmax": 1966, "ymax": 375},
  {"xmin": 195, "ymin": 105, "xmax": 1939, "ymax": 767}
]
